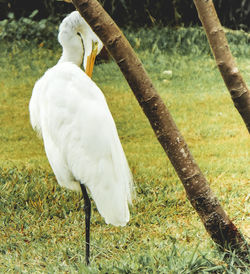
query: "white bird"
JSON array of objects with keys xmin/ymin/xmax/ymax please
[{"xmin": 29, "ymin": 11, "xmax": 134, "ymax": 265}]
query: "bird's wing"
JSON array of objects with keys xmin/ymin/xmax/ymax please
[
  {"xmin": 30, "ymin": 62, "xmax": 134, "ymax": 226},
  {"xmin": 43, "ymin": 130, "xmax": 81, "ymax": 192},
  {"xmin": 29, "ymin": 78, "xmax": 43, "ymax": 137}
]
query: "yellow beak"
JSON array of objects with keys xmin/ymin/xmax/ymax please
[{"xmin": 85, "ymin": 42, "xmax": 99, "ymax": 78}]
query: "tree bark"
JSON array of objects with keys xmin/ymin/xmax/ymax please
[
  {"xmin": 193, "ymin": 0, "xmax": 250, "ymax": 133},
  {"xmin": 71, "ymin": 0, "xmax": 249, "ymax": 259}
]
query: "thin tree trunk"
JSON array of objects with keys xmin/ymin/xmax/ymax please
[
  {"xmin": 193, "ymin": 0, "xmax": 250, "ymax": 133},
  {"xmin": 71, "ymin": 0, "xmax": 249, "ymax": 259}
]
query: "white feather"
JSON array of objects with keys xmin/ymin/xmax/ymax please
[{"xmin": 29, "ymin": 11, "xmax": 134, "ymax": 227}]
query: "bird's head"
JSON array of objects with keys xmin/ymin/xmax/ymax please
[
  {"xmin": 78, "ymin": 20, "xmax": 103, "ymax": 78},
  {"xmin": 59, "ymin": 4, "xmax": 103, "ymax": 77}
]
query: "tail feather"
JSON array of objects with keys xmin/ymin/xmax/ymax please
[{"xmin": 85, "ymin": 138, "xmax": 134, "ymax": 226}]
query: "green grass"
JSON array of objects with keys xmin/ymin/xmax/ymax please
[{"xmin": 0, "ymin": 27, "xmax": 249, "ymax": 272}]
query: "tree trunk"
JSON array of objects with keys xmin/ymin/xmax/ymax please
[
  {"xmin": 193, "ymin": 0, "xmax": 250, "ymax": 133},
  {"xmin": 71, "ymin": 0, "xmax": 249, "ymax": 259}
]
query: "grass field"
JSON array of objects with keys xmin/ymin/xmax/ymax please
[{"xmin": 0, "ymin": 27, "xmax": 249, "ymax": 273}]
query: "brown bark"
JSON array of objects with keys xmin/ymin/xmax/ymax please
[
  {"xmin": 193, "ymin": 0, "xmax": 250, "ymax": 133},
  {"xmin": 72, "ymin": 0, "xmax": 249, "ymax": 258}
]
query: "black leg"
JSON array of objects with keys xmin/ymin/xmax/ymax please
[{"xmin": 80, "ymin": 184, "xmax": 91, "ymax": 265}]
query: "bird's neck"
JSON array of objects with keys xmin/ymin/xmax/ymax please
[
  {"xmin": 82, "ymin": 36, "xmax": 93, "ymax": 71},
  {"xmin": 58, "ymin": 45, "xmax": 83, "ymax": 67}
]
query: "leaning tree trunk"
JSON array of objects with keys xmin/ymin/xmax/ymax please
[
  {"xmin": 193, "ymin": 0, "xmax": 250, "ymax": 133},
  {"xmin": 71, "ymin": 0, "xmax": 249, "ymax": 259}
]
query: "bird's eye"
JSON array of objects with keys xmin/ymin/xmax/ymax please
[{"xmin": 77, "ymin": 32, "xmax": 83, "ymax": 45}]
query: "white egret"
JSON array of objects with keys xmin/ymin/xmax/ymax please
[{"xmin": 29, "ymin": 11, "xmax": 134, "ymax": 265}]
